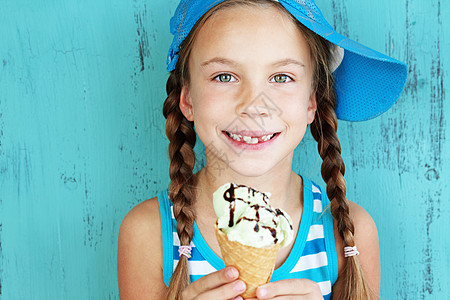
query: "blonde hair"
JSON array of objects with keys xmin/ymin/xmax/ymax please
[{"xmin": 162, "ymin": 1, "xmax": 371, "ymax": 299}]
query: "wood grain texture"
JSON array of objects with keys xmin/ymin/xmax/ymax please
[{"xmin": 0, "ymin": 0, "xmax": 448, "ymax": 299}]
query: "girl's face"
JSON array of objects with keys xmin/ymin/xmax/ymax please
[{"xmin": 180, "ymin": 4, "xmax": 316, "ymax": 178}]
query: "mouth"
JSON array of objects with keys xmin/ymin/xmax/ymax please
[{"xmin": 223, "ymin": 131, "xmax": 279, "ymax": 145}]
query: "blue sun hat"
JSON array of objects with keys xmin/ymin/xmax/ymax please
[{"xmin": 166, "ymin": 0, "xmax": 408, "ymax": 122}]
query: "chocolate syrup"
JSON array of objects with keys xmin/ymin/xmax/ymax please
[
  {"xmin": 222, "ymin": 183, "xmax": 292, "ymax": 244},
  {"xmin": 224, "ymin": 184, "xmax": 236, "ymax": 227}
]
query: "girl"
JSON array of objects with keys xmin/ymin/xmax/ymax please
[{"xmin": 118, "ymin": 0, "xmax": 408, "ymax": 299}]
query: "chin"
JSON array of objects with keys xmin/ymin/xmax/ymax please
[{"xmin": 228, "ymin": 160, "xmax": 276, "ymax": 178}]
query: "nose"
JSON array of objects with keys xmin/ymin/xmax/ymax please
[{"xmin": 235, "ymin": 82, "xmax": 270, "ymax": 119}]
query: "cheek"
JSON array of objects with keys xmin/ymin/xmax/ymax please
[
  {"xmin": 192, "ymin": 86, "xmax": 230, "ymax": 114},
  {"xmin": 279, "ymin": 98, "xmax": 312, "ymax": 135},
  {"xmin": 279, "ymin": 92, "xmax": 311, "ymax": 117},
  {"xmin": 191, "ymin": 91, "xmax": 227, "ymax": 131}
]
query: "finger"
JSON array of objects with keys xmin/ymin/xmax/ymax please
[
  {"xmin": 183, "ymin": 267, "xmax": 239, "ymax": 298},
  {"xmin": 195, "ymin": 280, "xmax": 246, "ymax": 300},
  {"xmin": 256, "ymin": 279, "xmax": 321, "ymax": 299}
]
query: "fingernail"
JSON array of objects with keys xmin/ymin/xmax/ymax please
[
  {"xmin": 226, "ymin": 267, "xmax": 238, "ymax": 279},
  {"xmin": 234, "ymin": 280, "xmax": 246, "ymax": 292},
  {"xmin": 233, "ymin": 297, "xmax": 243, "ymax": 300},
  {"xmin": 258, "ymin": 287, "xmax": 267, "ymax": 297}
]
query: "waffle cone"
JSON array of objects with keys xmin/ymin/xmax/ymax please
[{"xmin": 215, "ymin": 225, "xmax": 280, "ymax": 298}]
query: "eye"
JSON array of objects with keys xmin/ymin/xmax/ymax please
[
  {"xmin": 271, "ymin": 74, "xmax": 293, "ymax": 83},
  {"xmin": 214, "ymin": 73, "xmax": 237, "ymax": 83}
]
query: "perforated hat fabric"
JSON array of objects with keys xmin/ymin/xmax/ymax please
[{"xmin": 166, "ymin": 0, "xmax": 408, "ymax": 122}]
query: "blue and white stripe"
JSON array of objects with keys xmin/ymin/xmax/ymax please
[
  {"xmin": 288, "ymin": 183, "xmax": 334, "ymax": 299},
  {"xmin": 159, "ymin": 178, "xmax": 338, "ymax": 299}
]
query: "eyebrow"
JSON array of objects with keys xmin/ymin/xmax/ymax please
[
  {"xmin": 201, "ymin": 57, "xmax": 238, "ymax": 68},
  {"xmin": 272, "ymin": 58, "xmax": 305, "ymax": 68},
  {"xmin": 200, "ymin": 57, "xmax": 305, "ymax": 68}
]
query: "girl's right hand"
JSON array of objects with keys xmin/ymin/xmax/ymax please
[{"xmin": 182, "ymin": 266, "xmax": 246, "ymax": 300}]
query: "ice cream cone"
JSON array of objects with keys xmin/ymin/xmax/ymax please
[{"xmin": 215, "ymin": 225, "xmax": 280, "ymax": 298}]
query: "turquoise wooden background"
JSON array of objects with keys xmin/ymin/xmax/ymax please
[{"xmin": 0, "ymin": 0, "xmax": 448, "ymax": 299}]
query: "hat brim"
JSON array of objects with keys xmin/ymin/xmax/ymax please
[{"xmin": 279, "ymin": 1, "xmax": 408, "ymax": 121}]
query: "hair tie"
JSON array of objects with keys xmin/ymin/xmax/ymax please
[
  {"xmin": 178, "ymin": 245, "xmax": 192, "ymax": 258},
  {"xmin": 344, "ymin": 246, "xmax": 360, "ymax": 257}
]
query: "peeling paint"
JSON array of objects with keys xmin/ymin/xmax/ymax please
[
  {"xmin": 0, "ymin": 98, "xmax": 4, "ymax": 158},
  {"xmin": 135, "ymin": 5, "xmax": 150, "ymax": 72},
  {"xmin": 0, "ymin": 219, "xmax": 2, "ymax": 296},
  {"xmin": 403, "ymin": 0, "xmax": 418, "ymax": 99},
  {"xmin": 428, "ymin": 2, "xmax": 445, "ymax": 170},
  {"xmin": 0, "ymin": 97, "xmax": 3, "ymax": 297},
  {"xmin": 331, "ymin": 0, "xmax": 349, "ymax": 36}
]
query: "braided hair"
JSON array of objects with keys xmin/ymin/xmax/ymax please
[{"xmin": 163, "ymin": 70, "xmax": 197, "ymax": 299}]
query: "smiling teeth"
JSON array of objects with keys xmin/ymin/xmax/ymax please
[
  {"xmin": 228, "ymin": 132, "xmax": 275, "ymax": 144},
  {"xmin": 243, "ymin": 136, "xmax": 258, "ymax": 144},
  {"xmin": 229, "ymin": 133, "xmax": 242, "ymax": 141}
]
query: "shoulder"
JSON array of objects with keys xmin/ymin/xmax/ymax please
[
  {"xmin": 119, "ymin": 196, "xmax": 163, "ymax": 240},
  {"xmin": 332, "ymin": 200, "xmax": 380, "ymax": 298},
  {"xmin": 348, "ymin": 201, "xmax": 380, "ymax": 290},
  {"xmin": 118, "ymin": 196, "xmax": 167, "ymax": 299},
  {"xmin": 348, "ymin": 201, "xmax": 378, "ymax": 240},
  {"xmin": 347, "ymin": 201, "xmax": 379, "ymax": 273}
]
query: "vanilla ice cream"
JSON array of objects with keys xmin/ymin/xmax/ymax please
[{"xmin": 213, "ymin": 183, "xmax": 294, "ymax": 248}]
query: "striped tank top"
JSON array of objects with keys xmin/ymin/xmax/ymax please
[{"xmin": 158, "ymin": 177, "xmax": 338, "ymax": 299}]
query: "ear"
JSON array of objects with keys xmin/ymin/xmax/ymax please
[
  {"xmin": 307, "ymin": 92, "xmax": 317, "ymax": 124},
  {"xmin": 179, "ymin": 85, "xmax": 194, "ymax": 121}
]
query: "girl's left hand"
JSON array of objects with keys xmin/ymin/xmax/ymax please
[{"xmin": 246, "ymin": 279, "xmax": 323, "ymax": 299}]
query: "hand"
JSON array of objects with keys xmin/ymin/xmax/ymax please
[
  {"xmin": 246, "ymin": 279, "xmax": 323, "ymax": 300},
  {"xmin": 182, "ymin": 266, "xmax": 247, "ymax": 300}
]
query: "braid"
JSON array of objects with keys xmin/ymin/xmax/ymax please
[
  {"xmin": 311, "ymin": 99, "xmax": 354, "ymax": 243},
  {"xmin": 310, "ymin": 56, "xmax": 371, "ymax": 299},
  {"xmin": 311, "ymin": 87, "xmax": 355, "ymax": 239},
  {"xmin": 163, "ymin": 72, "xmax": 197, "ymax": 299}
]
